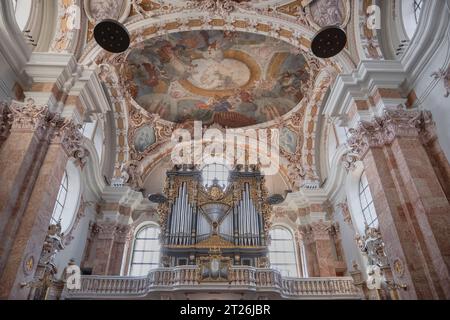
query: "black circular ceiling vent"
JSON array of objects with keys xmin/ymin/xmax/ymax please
[
  {"xmin": 311, "ymin": 26, "xmax": 347, "ymax": 59},
  {"xmin": 148, "ymin": 193, "xmax": 168, "ymax": 204},
  {"xmin": 94, "ymin": 19, "xmax": 130, "ymax": 53},
  {"xmin": 267, "ymin": 194, "xmax": 285, "ymax": 205}
]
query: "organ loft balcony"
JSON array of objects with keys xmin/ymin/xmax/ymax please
[{"xmin": 62, "ymin": 265, "xmax": 362, "ymax": 300}]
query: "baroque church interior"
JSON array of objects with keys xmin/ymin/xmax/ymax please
[{"xmin": 0, "ymin": 0, "xmax": 450, "ymax": 301}]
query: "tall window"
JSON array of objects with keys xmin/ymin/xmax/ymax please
[
  {"xmin": 11, "ymin": 0, "xmax": 32, "ymax": 31},
  {"xmin": 202, "ymin": 163, "xmax": 229, "ymax": 189},
  {"xmin": 359, "ymin": 172, "xmax": 378, "ymax": 228},
  {"xmin": 50, "ymin": 171, "xmax": 69, "ymax": 226},
  {"xmin": 402, "ymin": 0, "xmax": 423, "ymax": 39},
  {"xmin": 268, "ymin": 227, "xmax": 299, "ymax": 277},
  {"xmin": 50, "ymin": 162, "xmax": 81, "ymax": 233},
  {"xmin": 414, "ymin": 0, "xmax": 423, "ymax": 23},
  {"xmin": 130, "ymin": 225, "xmax": 161, "ymax": 276}
]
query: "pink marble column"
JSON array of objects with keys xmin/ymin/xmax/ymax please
[
  {"xmin": 86, "ymin": 221, "xmax": 131, "ymax": 275},
  {"xmin": 109, "ymin": 225, "xmax": 132, "ymax": 275},
  {"xmin": 300, "ymin": 221, "xmax": 337, "ymax": 277},
  {"xmin": 310, "ymin": 222, "xmax": 337, "ymax": 277},
  {"xmin": 0, "ymin": 100, "xmax": 85, "ymax": 299},
  {"xmin": 0, "ymin": 101, "xmax": 50, "ymax": 276},
  {"xmin": 349, "ymin": 106, "xmax": 450, "ymax": 300}
]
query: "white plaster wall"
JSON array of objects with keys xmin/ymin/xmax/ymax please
[
  {"xmin": 54, "ymin": 205, "xmax": 95, "ymax": 278},
  {"xmin": 333, "ymin": 206, "xmax": 365, "ymax": 276},
  {"xmin": 410, "ymin": 22, "xmax": 450, "ymax": 160}
]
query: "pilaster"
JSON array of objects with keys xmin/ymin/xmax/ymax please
[
  {"xmin": 349, "ymin": 106, "xmax": 450, "ymax": 299},
  {"xmin": 0, "ymin": 100, "xmax": 86, "ymax": 299}
]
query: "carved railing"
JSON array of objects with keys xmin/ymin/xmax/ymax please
[{"xmin": 63, "ymin": 266, "xmax": 361, "ymax": 299}]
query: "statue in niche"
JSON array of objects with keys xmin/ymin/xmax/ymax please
[{"xmin": 120, "ymin": 160, "xmax": 144, "ymax": 191}]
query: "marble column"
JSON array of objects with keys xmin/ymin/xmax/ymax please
[
  {"xmin": 301, "ymin": 221, "xmax": 337, "ymax": 277},
  {"xmin": 310, "ymin": 221, "xmax": 337, "ymax": 277},
  {"xmin": 109, "ymin": 225, "xmax": 132, "ymax": 275},
  {"xmin": 0, "ymin": 99, "xmax": 85, "ymax": 299},
  {"xmin": 86, "ymin": 220, "xmax": 131, "ymax": 275},
  {"xmin": 349, "ymin": 106, "xmax": 450, "ymax": 299}
]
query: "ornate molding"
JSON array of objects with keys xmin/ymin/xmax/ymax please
[
  {"xmin": 7, "ymin": 99, "xmax": 89, "ymax": 164},
  {"xmin": 190, "ymin": 0, "xmax": 251, "ymax": 16},
  {"xmin": 20, "ymin": 223, "xmax": 65, "ymax": 298},
  {"xmin": 50, "ymin": 116, "xmax": 89, "ymax": 165},
  {"xmin": 120, "ymin": 160, "xmax": 144, "ymax": 191},
  {"xmin": 341, "ymin": 150, "xmax": 358, "ymax": 172},
  {"xmin": 8, "ymin": 99, "xmax": 49, "ymax": 134},
  {"xmin": 355, "ymin": 225, "xmax": 389, "ymax": 268},
  {"xmin": 348, "ymin": 106, "xmax": 436, "ymax": 159},
  {"xmin": 301, "ymin": 220, "xmax": 333, "ymax": 241},
  {"xmin": 93, "ymin": 221, "xmax": 132, "ymax": 242},
  {"xmin": 431, "ymin": 66, "xmax": 450, "ymax": 98},
  {"xmin": 64, "ymin": 198, "xmax": 90, "ymax": 246},
  {"xmin": 337, "ymin": 201, "xmax": 352, "ymax": 225}
]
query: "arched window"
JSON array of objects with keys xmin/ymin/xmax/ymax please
[
  {"xmin": 80, "ymin": 120, "xmax": 104, "ymax": 163},
  {"xmin": 50, "ymin": 162, "xmax": 81, "ymax": 233},
  {"xmin": 51, "ymin": 171, "xmax": 69, "ymax": 226},
  {"xmin": 414, "ymin": 0, "xmax": 423, "ymax": 24},
  {"xmin": 130, "ymin": 225, "xmax": 161, "ymax": 276},
  {"xmin": 401, "ymin": 0, "xmax": 423, "ymax": 39},
  {"xmin": 268, "ymin": 226, "xmax": 299, "ymax": 277},
  {"xmin": 359, "ymin": 172, "xmax": 378, "ymax": 228},
  {"xmin": 11, "ymin": 0, "xmax": 32, "ymax": 31},
  {"xmin": 202, "ymin": 163, "xmax": 229, "ymax": 189},
  {"xmin": 93, "ymin": 122, "xmax": 104, "ymax": 163}
]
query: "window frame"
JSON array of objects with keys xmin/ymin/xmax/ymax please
[
  {"xmin": 268, "ymin": 225, "xmax": 300, "ymax": 278},
  {"xmin": 50, "ymin": 170, "xmax": 69, "ymax": 226},
  {"xmin": 201, "ymin": 163, "xmax": 230, "ymax": 189},
  {"xmin": 414, "ymin": 0, "xmax": 423, "ymax": 24},
  {"xmin": 358, "ymin": 172, "xmax": 378, "ymax": 228},
  {"xmin": 129, "ymin": 224, "xmax": 161, "ymax": 276}
]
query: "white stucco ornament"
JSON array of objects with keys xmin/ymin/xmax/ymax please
[{"xmin": 366, "ymin": 265, "xmax": 383, "ymax": 290}]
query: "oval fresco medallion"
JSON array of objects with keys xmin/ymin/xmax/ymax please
[
  {"xmin": 280, "ymin": 127, "xmax": 298, "ymax": 154},
  {"xmin": 84, "ymin": 0, "xmax": 130, "ymax": 23},
  {"xmin": 305, "ymin": 0, "xmax": 350, "ymax": 29},
  {"xmin": 125, "ymin": 30, "xmax": 310, "ymax": 128},
  {"xmin": 134, "ymin": 125, "xmax": 156, "ymax": 153}
]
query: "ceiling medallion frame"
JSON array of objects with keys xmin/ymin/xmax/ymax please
[
  {"xmin": 83, "ymin": 0, "xmax": 131, "ymax": 23},
  {"xmin": 304, "ymin": 0, "xmax": 351, "ymax": 30},
  {"xmin": 123, "ymin": 30, "xmax": 311, "ymax": 127}
]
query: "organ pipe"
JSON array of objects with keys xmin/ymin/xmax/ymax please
[{"xmin": 163, "ymin": 168, "xmax": 268, "ymax": 249}]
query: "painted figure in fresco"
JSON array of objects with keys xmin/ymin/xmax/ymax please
[
  {"xmin": 310, "ymin": 0, "xmax": 344, "ymax": 27},
  {"xmin": 126, "ymin": 31, "xmax": 310, "ymax": 126},
  {"xmin": 134, "ymin": 126, "xmax": 156, "ymax": 153},
  {"xmin": 280, "ymin": 127, "xmax": 298, "ymax": 154}
]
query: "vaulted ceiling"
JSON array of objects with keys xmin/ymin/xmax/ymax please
[{"xmin": 50, "ymin": 0, "xmax": 383, "ymax": 193}]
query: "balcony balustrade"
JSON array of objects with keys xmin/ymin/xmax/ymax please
[{"xmin": 63, "ymin": 266, "xmax": 362, "ymax": 300}]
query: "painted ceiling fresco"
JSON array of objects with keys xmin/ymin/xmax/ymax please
[{"xmin": 125, "ymin": 30, "xmax": 310, "ymax": 127}]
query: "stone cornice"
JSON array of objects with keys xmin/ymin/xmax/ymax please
[
  {"xmin": 401, "ymin": 0, "xmax": 450, "ymax": 92},
  {"xmin": 322, "ymin": 60, "xmax": 407, "ymax": 126}
]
